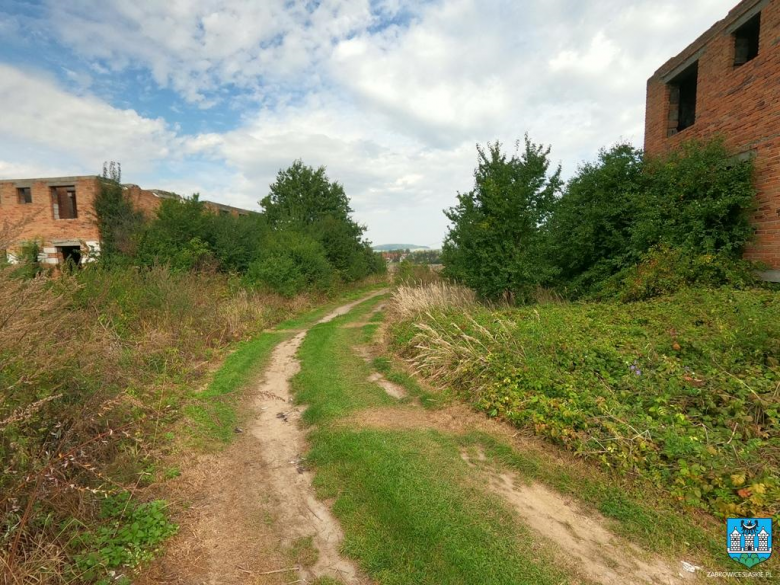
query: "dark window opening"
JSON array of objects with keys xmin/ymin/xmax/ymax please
[
  {"xmin": 734, "ymin": 13, "xmax": 760, "ymax": 66},
  {"xmin": 58, "ymin": 246, "xmax": 82, "ymax": 269},
  {"xmin": 17, "ymin": 187, "xmax": 32, "ymax": 204},
  {"xmin": 667, "ymin": 61, "xmax": 698, "ymax": 136},
  {"xmin": 219, "ymin": 209, "xmax": 229, "ymax": 216},
  {"xmin": 51, "ymin": 187, "xmax": 78, "ymax": 219}
]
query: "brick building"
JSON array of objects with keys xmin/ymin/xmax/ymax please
[
  {"xmin": 0, "ymin": 175, "xmax": 251, "ymax": 266},
  {"xmin": 645, "ymin": 0, "xmax": 780, "ymax": 276}
]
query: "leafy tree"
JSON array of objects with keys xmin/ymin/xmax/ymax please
[
  {"xmin": 442, "ymin": 137, "xmax": 562, "ymax": 301},
  {"xmin": 261, "ymin": 160, "xmax": 354, "ymax": 228},
  {"xmin": 545, "ymin": 144, "xmax": 643, "ymax": 294},
  {"xmin": 261, "ymin": 160, "xmax": 382, "ymax": 281},
  {"xmin": 94, "ymin": 179, "xmax": 145, "ymax": 266}
]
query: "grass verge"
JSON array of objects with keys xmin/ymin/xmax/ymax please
[{"xmin": 293, "ymin": 296, "xmax": 574, "ymax": 584}]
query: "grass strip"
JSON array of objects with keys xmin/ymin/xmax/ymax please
[
  {"xmin": 308, "ymin": 428, "xmax": 569, "ymax": 585},
  {"xmin": 185, "ymin": 331, "xmax": 288, "ymax": 446},
  {"xmin": 293, "ymin": 321, "xmax": 394, "ymax": 426},
  {"xmin": 293, "ymin": 296, "xmax": 572, "ymax": 584}
]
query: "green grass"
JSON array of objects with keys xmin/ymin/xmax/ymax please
[
  {"xmin": 371, "ymin": 356, "xmax": 441, "ymax": 409},
  {"xmin": 293, "ymin": 295, "xmax": 572, "ymax": 584},
  {"xmin": 185, "ymin": 285, "xmax": 388, "ymax": 447},
  {"xmin": 275, "ymin": 284, "xmax": 387, "ymax": 330},
  {"xmin": 308, "ymin": 428, "xmax": 568, "ymax": 585},
  {"xmin": 185, "ymin": 331, "xmax": 288, "ymax": 446},
  {"xmin": 394, "ymin": 288, "xmax": 780, "ymax": 520},
  {"xmin": 293, "ymin": 320, "xmax": 394, "ymax": 426}
]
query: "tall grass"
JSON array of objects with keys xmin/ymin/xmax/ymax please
[
  {"xmin": 389, "ymin": 282, "xmax": 476, "ymax": 320},
  {"xmin": 390, "ymin": 284, "xmax": 780, "ymax": 519},
  {"xmin": 0, "ymin": 266, "xmax": 323, "ymax": 582}
]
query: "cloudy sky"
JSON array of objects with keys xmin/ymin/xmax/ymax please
[{"xmin": 1, "ymin": 0, "xmax": 735, "ymax": 247}]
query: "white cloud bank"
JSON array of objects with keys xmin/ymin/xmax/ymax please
[{"xmin": 0, "ymin": 0, "xmax": 738, "ymax": 246}]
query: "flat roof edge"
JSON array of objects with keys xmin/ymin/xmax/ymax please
[{"xmin": 650, "ymin": 0, "xmax": 769, "ymax": 79}]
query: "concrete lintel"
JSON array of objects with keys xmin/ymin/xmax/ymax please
[
  {"xmin": 726, "ymin": 0, "xmax": 769, "ymax": 33},
  {"xmin": 758, "ymin": 270, "xmax": 780, "ymax": 283}
]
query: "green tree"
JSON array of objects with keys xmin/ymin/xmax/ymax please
[
  {"xmin": 545, "ymin": 144, "xmax": 643, "ymax": 294},
  {"xmin": 94, "ymin": 179, "xmax": 145, "ymax": 266},
  {"xmin": 261, "ymin": 160, "xmax": 354, "ymax": 228},
  {"xmin": 261, "ymin": 160, "xmax": 382, "ymax": 281},
  {"xmin": 442, "ymin": 137, "xmax": 562, "ymax": 301}
]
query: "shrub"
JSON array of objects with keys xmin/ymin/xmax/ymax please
[
  {"xmin": 392, "ymin": 285, "xmax": 780, "ymax": 518},
  {"xmin": 634, "ymin": 140, "xmax": 756, "ymax": 257},
  {"xmin": 245, "ymin": 232, "xmax": 334, "ymax": 296},
  {"xmin": 442, "ymin": 137, "xmax": 562, "ymax": 302},
  {"xmin": 600, "ymin": 245, "xmax": 760, "ymax": 302},
  {"xmin": 72, "ymin": 493, "xmax": 176, "ymax": 584}
]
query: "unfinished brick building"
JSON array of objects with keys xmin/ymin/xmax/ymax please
[
  {"xmin": 0, "ymin": 175, "xmax": 250, "ymax": 266},
  {"xmin": 645, "ymin": 0, "xmax": 780, "ymax": 277}
]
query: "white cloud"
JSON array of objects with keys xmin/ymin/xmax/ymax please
[
  {"xmin": 0, "ymin": 64, "xmax": 180, "ymax": 176},
  {"xmin": 1, "ymin": 0, "xmax": 741, "ymax": 246}
]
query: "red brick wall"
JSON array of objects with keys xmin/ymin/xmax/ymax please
[
  {"xmin": 125, "ymin": 185, "xmax": 166, "ymax": 218},
  {"xmin": 0, "ymin": 177, "xmax": 102, "ymax": 262},
  {"xmin": 645, "ymin": 0, "xmax": 780, "ymax": 267}
]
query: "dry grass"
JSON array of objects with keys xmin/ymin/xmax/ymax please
[
  {"xmin": 389, "ymin": 282, "xmax": 477, "ymax": 320},
  {"xmin": 0, "ymin": 265, "xmax": 327, "ymax": 583}
]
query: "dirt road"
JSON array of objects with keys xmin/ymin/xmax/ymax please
[{"xmin": 137, "ymin": 291, "xmax": 714, "ymax": 585}]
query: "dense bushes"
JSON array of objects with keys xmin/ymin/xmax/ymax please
[
  {"xmin": 96, "ymin": 160, "xmax": 384, "ymax": 294},
  {"xmin": 391, "ymin": 284, "xmax": 780, "ymax": 519},
  {"xmin": 443, "ymin": 139, "xmax": 758, "ymax": 301}
]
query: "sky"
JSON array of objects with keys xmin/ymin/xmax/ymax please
[{"xmin": 0, "ymin": 0, "xmax": 737, "ymax": 248}]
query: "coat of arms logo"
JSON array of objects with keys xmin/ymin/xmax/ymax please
[{"xmin": 727, "ymin": 518, "xmax": 772, "ymax": 568}]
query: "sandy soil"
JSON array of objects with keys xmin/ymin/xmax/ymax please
[
  {"xmin": 135, "ymin": 293, "xmax": 385, "ymax": 585},
  {"xmin": 137, "ymin": 289, "xmax": 705, "ymax": 585}
]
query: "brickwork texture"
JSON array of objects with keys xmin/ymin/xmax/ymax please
[{"xmin": 645, "ymin": 0, "xmax": 780, "ymax": 268}]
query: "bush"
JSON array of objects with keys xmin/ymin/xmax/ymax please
[
  {"xmin": 393, "ymin": 285, "xmax": 780, "ymax": 518},
  {"xmin": 442, "ymin": 138, "xmax": 758, "ymax": 301},
  {"xmin": 245, "ymin": 232, "xmax": 334, "ymax": 296},
  {"xmin": 634, "ymin": 140, "xmax": 755, "ymax": 257},
  {"xmin": 600, "ymin": 245, "xmax": 760, "ymax": 302}
]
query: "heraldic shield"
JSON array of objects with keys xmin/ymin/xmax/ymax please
[{"xmin": 727, "ymin": 518, "xmax": 772, "ymax": 568}]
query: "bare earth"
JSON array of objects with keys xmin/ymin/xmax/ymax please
[
  {"xmin": 136, "ymin": 293, "xmax": 384, "ymax": 585},
  {"xmin": 137, "ymin": 291, "xmax": 705, "ymax": 585}
]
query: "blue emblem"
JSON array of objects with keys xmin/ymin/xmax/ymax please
[{"xmin": 727, "ymin": 518, "xmax": 772, "ymax": 568}]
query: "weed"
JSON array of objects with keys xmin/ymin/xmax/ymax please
[
  {"xmin": 393, "ymin": 284, "xmax": 780, "ymax": 519},
  {"xmin": 71, "ymin": 493, "xmax": 177, "ymax": 584}
]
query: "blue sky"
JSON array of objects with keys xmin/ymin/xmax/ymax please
[{"xmin": 0, "ymin": 0, "xmax": 737, "ymax": 247}]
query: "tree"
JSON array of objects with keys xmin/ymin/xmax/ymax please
[
  {"xmin": 545, "ymin": 144, "xmax": 643, "ymax": 294},
  {"xmin": 261, "ymin": 160, "xmax": 354, "ymax": 228},
  {"xmin": 261, "ymin": 160, "xmax": 381, "ymax": 281},
  {"xmin": 442, "ymin": 137, "xmax": 562, "ymax": 302},
  {"xmin": 94, "ymin": 179, "xmax": 145, "ymax": 266}
]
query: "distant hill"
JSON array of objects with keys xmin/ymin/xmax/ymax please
[{"xmin": 372, "ymin": 244, "xmax": 430, "ymax": 251}]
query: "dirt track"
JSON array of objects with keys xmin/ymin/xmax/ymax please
[{"xmin": 136, "ymin": 293, "xmax": 384, "ymax": 585}]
